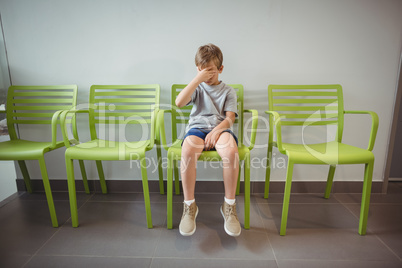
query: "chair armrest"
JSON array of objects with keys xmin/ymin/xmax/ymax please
[
  {"xmin": 265, "ymin": 111, "xmax": 285, "ymax": 152},
  {"xmin": 344, "ymin": 110, "xmax": 379, "ymax": 151},
  {"xmin": 147, "ymin": 107, "xmax": 159, "ymax": 150},
  {"xmin": 50, "ymin": 110, "xmax": 67, "ymax": 149},
  {"xmin": 244, "ymin": 109, "xmax": 258, "ymax": 150},
  {"xmin": 60, "ymin": 109, "xmax": 89, "ymax": 148},
  {"xmin": 157, "ymin": 109, "xmax": 172, "ymax": 151}
]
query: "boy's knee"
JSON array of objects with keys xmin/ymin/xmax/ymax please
[
  {"xmin": 181, "ymin": 146, "xmax": 196, "ymax": 159},
  {"xmin": 181, "ymin": 139, "xmax": 203, "ymax": 159},
  {"xmin": 216, "ymin": 132, "xmax": 237, "ymax": 149},
  {"xmin": 219, "ymin": 147, "xmax": 239, "ymax": 162}
]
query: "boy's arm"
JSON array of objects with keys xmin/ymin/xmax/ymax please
[
  {"xmin": 175, "ymin": 67, "xmax": 216, "ymax": 108},
  {"xmin": 204, "ymin": 111, "xmax": 236, "ymax": 150}
]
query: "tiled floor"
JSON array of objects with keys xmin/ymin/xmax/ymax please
[{"xmin": 1, "ymin": 182, "xmax": 402, "ymax": 268}]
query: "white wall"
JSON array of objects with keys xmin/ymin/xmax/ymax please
[
  {"xmin": 0, "ymin": 12, "xmax": 16, "ymax": 202},
  {"xmin": 0, "ymin": 136, "xmax": 17, "ymax": 202},
  {"xmin": 0, "ymin": 0, "xmax": 401, "ymax": 184}
]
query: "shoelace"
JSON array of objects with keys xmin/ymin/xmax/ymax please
[
  {"xmin": 183, "ymin": 204, "xmax": 195, "ymax": 217},
  {"xmin": 225, "ymin": 205, "xmax": 239, "ymax": 220}
]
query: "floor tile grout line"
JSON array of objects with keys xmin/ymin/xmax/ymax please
[
  {"xmin": 149, "ymin": 206, "xmax": 167, "ymax": 267},
  {"xmin": 21, "ymin": 192, "xmax": 96, "ymax": 267},
  {"xmin": 21, "ymin": 225, "xmax": 64, "ymax": 267},
  {"xmin": 273, "ymin": 258, "xmax": 402, "ymax": 264},
  {"xmin": 339, "ymin": 200, "xmax": 402, "ymax": 262},
  {"xmin": 149, "ymin": 256, "xmax": 277, "ymax": 261},
  {"xmin": 22, "ymin": 251, "xmax": 278, "ymax": 261},
  {"xmin": 254, "ymin": 201, "xmax": 280, "ymax": 268},
  {"xmin": 374, "ymin": 235, "xmax": 402, "ymax": 262},
  {"xmin": 4, "ymin": 190, "xmax": 401, "ymax": 266},
  {"xmin": 22, "ymin": 253, "xmax": 154, "ymax": 259}
]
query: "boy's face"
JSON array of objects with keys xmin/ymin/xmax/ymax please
[{"xmin": 198, "ymin": 61, "xmax": 223, "ymax": 86}]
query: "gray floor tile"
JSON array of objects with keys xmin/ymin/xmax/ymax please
[
  {"xmin": 345, "ymin": 203, "xmax": 402, "ymax": 259},
  {"xmin": 154, "ymin": 202, "xmax": 274, "ymax": 260},
  {"xmin": 258, "ymin": 203, "xmax": 360, "ymax": 233},
  {"xmin": 87, "ymin": 192, "xmax": 248, "ymax": 204},
  {"xmin": 0, "ymin": 199, "xmax": 78, "ymax": 256},
  {"xmin": 258, "ymin": 203, "xmax": 399, "ymax": 261},
  {"xmin": 151, "ymin": 258, "xmax": 278, "ymax": 268},
  {"xmin": 269, "ymin": 228, "xmax": 399, "ymax": 261},
  {"xmin": 1, "ymin": 186, "xmax": 402, "ymax": 267},
  {"xmin": 335, "ymin": 192, "xmax": 402, "ymax": 204},
  {"xmin": 254, "ymin": 193, "xmax": 340, "ymax": 204},
  {"xmin": 18, "ymin": 191, "xmax": 92, "ymax": 202},
  {"xmin": 24, "ymin": 255, "xmax": 152, "ymax": 268},
  {"xmin": 277, "ymin": 259, "xmax": 402, "ymax": 268},
  {"xmin": 36, "ymin": 202, "xmax": 166, "ymax": 257},
  {"xmin": 88, "ymin": 192, "xmax": 174, "ymax": 203},
  {"xmin": 0, "ymin": 254, "xmax": 32, "ymax": 268}
]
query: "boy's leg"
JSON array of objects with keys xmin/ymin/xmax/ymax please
[
  {"xmin": 179, "ymin": 135, "xmax": 204, "ymax": 236},
  {"xmin": 215, "ymin": 132, "xmax": 239, "ymax": 199},
  {"xmin": 181, "ymin": 135, "xmax": 204, "ymax": 200},
  {"xmin": 216, "ymin": 132, "xmax": 241, "ymax": 237}
]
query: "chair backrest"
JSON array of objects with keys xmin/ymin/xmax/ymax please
[
  {"xmin": 171, "ymin": 84, "xmax": 244, "ymax": 143},
  {"xmin": 89, "ymin": 84, "xmax": 160, "ymax": 141},
  {"xmin": 268, "ymin": 84, "xmax": 344, "ymax": 142},
  {"xmin": 6, "ymin": 85, "xmax": 78, "ymax": 140}
]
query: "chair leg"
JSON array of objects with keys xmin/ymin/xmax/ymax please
[
  {"xmin": 140, "ymin": 156, "xmax": 153, "ymax": 229},
  {"xmin": 66, "ymin": 157, "xmax": 79, "ymax": 227},
  {"xmin": 18, "ymin": 160, "xmax": 32, "ymax": 193},
  {"xmin": 244, "ymin": 154, "xmax": 250, "ymax": 229},
  {"xmin": 264, "ymin": 143, "xmax": 273, "ymax": 199},
  {"xmin": 324, "ymin": 165, "xmax": 336, "ymax": 199},
  {"xmin": 167, "ymin": 154, "xmax": 174, "ymax": 229},
  {"xmin": 280, "ymin": 161, "xmax": 294, "ymax": 236},
  {"xmin": 359, "ymin": 161, "xmax": 373, "ymax": 235},
  {"xmin": 156, "ymin": 145, "xmax": 164, "ymax": 195},
  {"xmin": 236, "ymin": 161, "xmax": 241, "ymax": 196},
  {"xmin": 174, "ymin": 160, "xmax": 180, "ymax": 195},
  {"xmin": 95, "ymin": 160, "xmax": 107, "ymax": 194},
  {"xmin": 78, "ymin": 160, "xmax": 90, "ymax": 194},
  {"xmin": 38, "ymin": 157, "xmax": 58, "ymax": 227}
]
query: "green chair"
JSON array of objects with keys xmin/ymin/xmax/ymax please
[
  {"xmin": 0, "ymin": 85, "xmax": 79, "ymax": 227},
  {"xmin": 158, "ymin": 84, "xmax": 258, "ymax": 229},
  {"xmin": 61, "ymin": 85, "xmax": 161, "ymax": 229},
  {"xmin": 264, "ymin": 84, "xmax": 379, "ymax": 235}
]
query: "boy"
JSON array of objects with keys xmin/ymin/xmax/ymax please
[{"xmin": 175, "ymin": 44, "xmax": 240, "ymax": 237}]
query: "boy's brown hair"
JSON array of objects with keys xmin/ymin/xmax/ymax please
[{"xmin": 195, "ymin": 43, "xmax": 223, "ymax": 69}]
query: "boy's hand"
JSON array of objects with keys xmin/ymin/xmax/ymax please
[
  {"xmin": 196, "ymin": 67, "xmax": 217, "ymax": 84},
  {"xmin": 204, "ymin": 129, "xmax": 223, "ymax": 151}
]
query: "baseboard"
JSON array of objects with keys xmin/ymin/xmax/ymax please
[
  {"xmin": 16, "ymin": 179, "xmax": 384, "ymax": 194},
  {"xmin": 389, "ymin": 177, "xmax": 402, "ymax": 182}
]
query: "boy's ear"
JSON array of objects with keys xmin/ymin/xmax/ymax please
[{"xmin": 218, "ymin": 65, "xmax": 224, "ymax": 73}]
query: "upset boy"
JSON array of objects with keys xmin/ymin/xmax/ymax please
[{"xmin": 175, "ymin": 44, "xmax": 240, "ymax": 237}]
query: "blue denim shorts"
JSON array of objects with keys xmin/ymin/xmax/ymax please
[{"xmin": 181, "ymin": 128, "xmax": 238, "ymax": 148}]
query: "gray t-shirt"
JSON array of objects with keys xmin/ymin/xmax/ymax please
[{"xmin": 185, "ymin": 82, "xmax": 238, "ymax": 132}]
